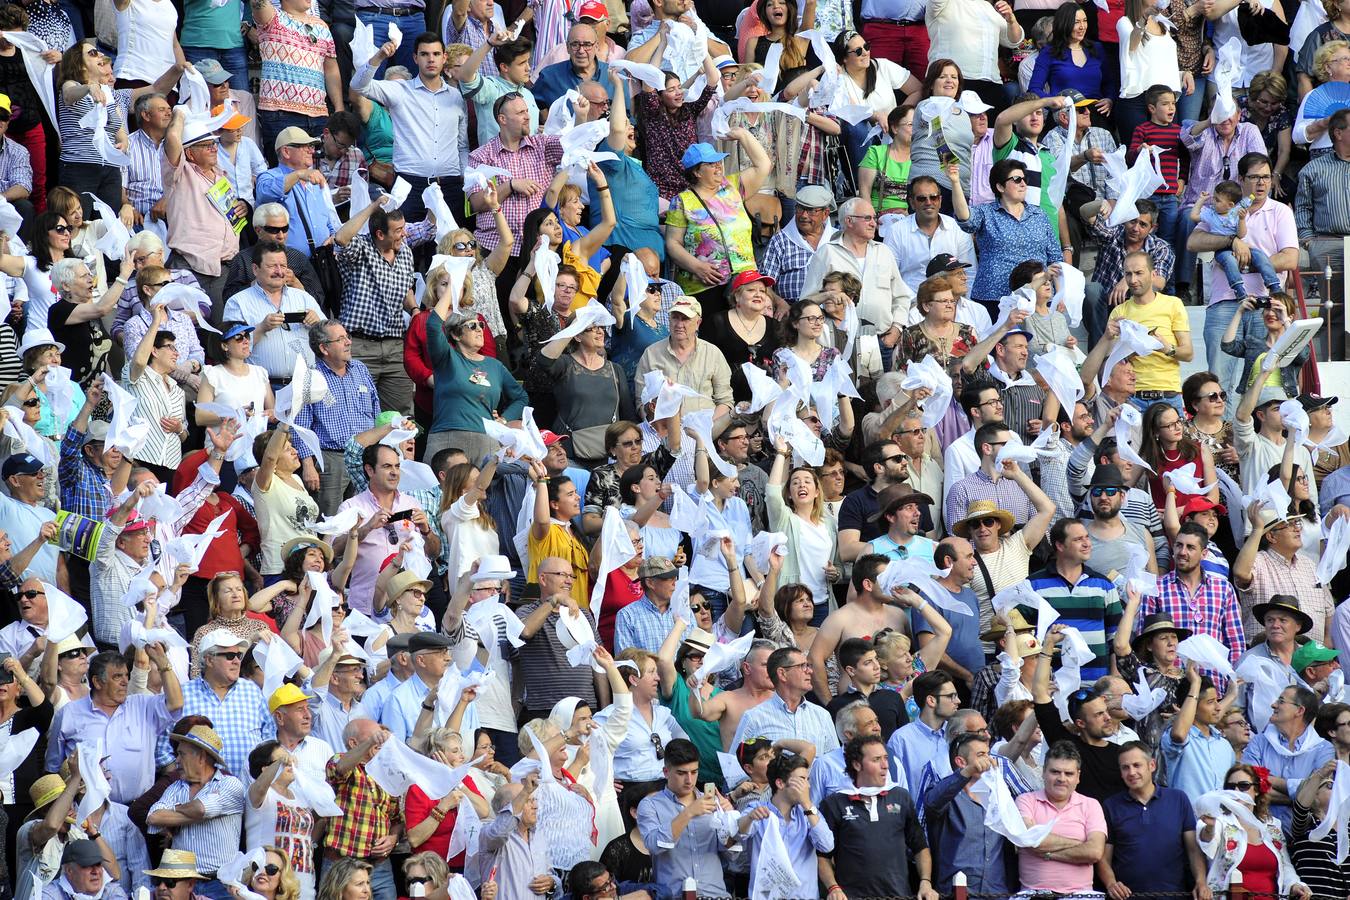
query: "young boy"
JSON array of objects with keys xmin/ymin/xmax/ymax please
[
  {"xmin": 826, "ymin": 637, "xmax": 906, "ymax": 739},
  {"xmin": 1128, "ymin": 85, "xmax": 1188, "ymax": 283},
  {"xmin": 1188, "ymin": 180, "xmax": 1282, "ymax": 298}
]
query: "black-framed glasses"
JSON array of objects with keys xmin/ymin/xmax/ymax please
[
  {"xmin": 51, "ymin": 225, "xmax": 71, "ymax": 234},
  {"xmin": 650, "ymin": 732, "xmax": 665, "ymax": 759},
  {"xmin": 973, "ymin": 516, "xmax": 1001, "ymax": 528},
  {"xmin": 568, "ymin": 40, "xmax": 597, "ymax": 49},
  {"xmin": 1225, "ymin": 780, "xmax": 1255, "ymax": 791},
  {"xmin": 0, "ymin": 112, "xmax": 13, "ymax": 123},
  {"xmin": 453, "ymin": 240, "xmax": 478, "ymax": 251},
  {"xmin": 145, "ymin": 280, "xmax": 172, "ymax": 289},
  {"xmin": 152, "ymin": 879, "xmax": 182, "ymax": 888},
  {"xmin": 260, "ymin": 224, "xmax": 289, "ymax": 234},
  {"xmin": 645, "ymin": 284, "xmax": 661, "ymax": 294},
  {"xmin": 1090, "ymin": 487, "xmax": 1123, "ymax": 498},
  {"xmin": 19, "ymin": 589, "xmax": 44, "ymax": 599},
  {"xmin": 587, "ymin": 876, "xmax": 618, "ymax": 896},
  {"xmin": 798, "ymin": 314, "xmax": 826, "ymax": 324},
  {"xmin": 259, "ymin": 865, "xmax": 280, "ymax": 877},
  {"xmin": 881, "ymin": 454, "xmax": 906, "ymax": 465},
  {"xmin": 978, "ymin": 397, "xmax": 1004, "ymax": 407},
  {"xmin": 846, "ymin": 42, "xmax": 870, "ymax": 56},
  {"xmin": 21, "ymin": 398, "xmax": 39, "ymax": 408}
]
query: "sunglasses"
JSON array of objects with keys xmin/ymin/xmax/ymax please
[
  {"xmin": 1090, "ymin": 487, "xmax": 1123, "ymax": 497},
  {"xmin": 914, "ymin": 193, "xmax": 941, "ymax": 203},
  {"xmin": 0, "ymin": 112, "xmax": 12, "ymax": 122},
  {"xmin": 407, "ymin": 877, "xmax": 430, "ymax": 886},
  {"xmin": 59, "ymin": 648, "xmax": 88, "ymax": 660},
  {"xmin": 215, "ymin": 651, "xmax": 244, "ymax": 661},
  {"xmin": 650, "ymin": 732, "xmax": 665, "ymax": 759},
  {"xmin": 457, "ymin": 321, "xmax": 483, "ymax": 331},
  {"xmin": 1226, "ymin": 780, "xmax": 1256, "ymax": 791},
  {"xmin": 645, "ymin": 284, "xmax": 661, "ymax": 294},
  {"xmin": 1201, "ymin": 390, "xmax": 1227, "ymax": 402},
  {"xmin": 152, "ymin": 879, "xmax": 182, "ymax": 888},
  {"xmin": 260, "ymin": 224, "xmax": 289, "ymax": 234},
  {"xmin": 973, "ymin": 516, "xmax": 1001, "ymax": 528},
  {"xmin": 615, "ymin": 438, "xmax": 642, "ymax": 448},
  {"xmin": 846, "ymin": 42, "xmax": 870, "ymax": 55},
  {"xmin": 19, "ymin": 589, "xmax": 44, "ymax": 599},
  {"xmin": 452, "ymin": 240, "xmax": 478, "ymax": 251},
  {"xmin": 256, "ymin": 865, "xmax": 280, "ymax": 877},
  {"xmin": 51, "ymin": 225, "xmax": 71, "ymax": 234},
  {"xmin": 21, "ymin": 398, "xmax": 39, "ymax": 408},
  {"xmin": 1004, "ymin": 175, "xmax": 1027, "ymax": 185},
  {"xmin": 689, "ymin": 602, "xmax": 709, "ymax": 613}
]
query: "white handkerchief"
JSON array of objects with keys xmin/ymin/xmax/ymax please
[
  {"xmin": 1164, "ymin": 461, "xmax": 1215, "ymax": 496},
  {"xmin": 84, "ymin": 193, "xmax": 131, "ymax": 260},
  {"xmin": 1319, "ymin": 513, "xmax": 1350, "ymax": 585},
  {"xmin": 1113, "ymin": 403, "xmax": 1154, "ymax": 473},
  {"xmin": 0, "ymin": 728, "xmax": 39, "ymax": 779},
  {"xmin": 1053, "ymin": 263, "xmax": 1086, "ymax": 328},
  {"xmin": 899, "ymin": 355, "xmax": 953, "ymax": 430},
  {"xmin": 367, "ymin": 733, "xmax": 460, "ymax": 797},
  {"xmin": 312, "ymin": 508, "xmax": 360, "ymax": 535},
  {"xmin": 73, "ymin": 740, "xmax": 109, "ymax": 827},
  {"xmin": 622, "ymin": 253, "xmax": 649, "ymax": 304},
  {"xmin": 386, "ymin": 177, "xmax": 412, "ymax": 210},
  {"xmin": 463, "ymin": 164, "xmax": 513, "ymax": 196},
  {"xmin": 748, "ymin": 531, "xmax": 788, "ymax": 574},
  {"xmin": 1309, "ymin": 760, "xmax": 1350, "ymax": 863},
  {"xmin": 79, "ymin": 101, "xmax": 131, "ymax": 167},
  {"xmin": 590, "ymin": 506, "xmax": 636, "ymax": 612},
  {"xmin": 387, "ymin": 21, "xmax": 403, "ymax": 47},
  {"xmin": 1176, "ymin": 634, "xmax": 1237, "ymax": 678},
  {"xmin": 742, "ymin": 363, "xmax": 783, "ymax": 413},
  {"xmin": 546, "ymin": 298, "xmax": 616, "ymax": 343},
  {"xmin": 1, "ymin": 31, "xmax": 55, "ymax": 124},
  {"xmin": 352, "ymin": 18, "xmax": 377, "ymax": 66},
  {"xmin": 1034, "ymin": 345, "xmax": 1084, "ymax": 415},
  {"xmin": 685, "ymin": 409, "xmax": 736, "ymax": 477},
  {"xmin": 1120, "ymin": 666, "xmax": 1168, "ymax": 720},
  {"xmin": 654, "ymin": 380, "xmax": 701, "ymax": 420},
  {"xmin": 995, "ymin": 437, "xmax": 1039, "ymax": 466},
  {"xmin": 254, "ymin": 634, "xmax": 304, "ymax": 699},
  {"xmin": 45, "ymin": 583, "xmax": 86, "ymax": 642},
  {"xmin": 398, "ymin": 459, "xmax": 440, "ymax": 493},
  {"xmin": 609, "ymin": 59, "xmax": 667, "ymax": 91},
  {"xmin": 692, "ymin": 631, "xmax": 754, "ymax": 684},
  {"xmin": 969, "ymin": 767, "xmax": 1058, "ymax": 847},
  {"xmin": 218, "ymin": 850, "xmax": 269, "ymax": 900},
  {"xmin": 422, "ymin": 183, "xmax": 458, "ymax": 241}
]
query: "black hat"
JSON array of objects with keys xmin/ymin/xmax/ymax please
[
  {"xmin": 408, "ymin": 632, "xmax": 454, "ymax": 654},
  {"xmin": 61, "ymin": 840, "xmax": 104, "ymax": 867},
  {"xmin": 868, "ymin": 485, "xmax": 935, "ymax": 523},
  {"xmin": 1251, "ymin": 594, "xmax": 1314, "ymax": 635},
  {"xmin": 385, "ymin": 632, "xmax": 415, "ymax": 654},
  {"xmin": 1131, "ymin": 613, "xmax": 1192, "ymax": 654},
  {"xmin": 2, "ymin": 453, "xmax": 42, "ymax": 480},
  {"xmin": 925, "ymin": 253, "xmax": 973, "ymax": 278},
  {"xmin": 1298, "ymin": 394, "xmax": 1338, "ymax": 413},
  {"xmin": 1089, "ymin": 464, "xmax": 1127, "ymax": 489}
]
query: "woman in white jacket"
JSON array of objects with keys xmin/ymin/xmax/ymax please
[
  {"xmin": 1196, "ymin": 775, "xmax": 1311, "ymax": 900},
  {"xmin": 548, "ymin": 647, "xmax": 632, "ymax": 858}
]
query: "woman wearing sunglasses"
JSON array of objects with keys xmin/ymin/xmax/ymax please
[
  {"xmin": 951, "ymin": 157, "xmax": 1064, "ymax": 303},
  {"xmin": 195, "ymin": 320, "xmax": 274, "ymax": 428},
  {"xmin": 246, "ymin": 848, "xmax": 301, "ymax": 900},
  {"xmin": 7, "ymin": 324, "xmax": 83, "ymax": 440},
  {"xmin": 187, "ymin": 571, "xmax": 270, "ymax": 674},
  {"xmin": 1140, "ymin": 399, "xmax": 1220, "ymax": 510},
  {"xmin": 117, "ymin": 263, "xmax": 209, "ymax": 399},
  {"xmin": 1291, "ymin": 758, "xmax": 1350, "ymax": 900},
  {"xmin": 1182, "ymin": 372, "xmax": 1238, "ymax": 481},
  {"xmin": 400, "ymin": 853, "xmax": 452, "ymax": 900},
  {"xmin": 1198, "ymin": 763, "xmax": 1310, "ymax": 900},
  {"xmin": 608, "ymin": 264, "xmax": 668, "ymax": 386}
]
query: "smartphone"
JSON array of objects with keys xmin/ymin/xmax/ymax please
[
  {"xmin": 387, "ymin": 509, "xmax": 415, "ymax": 523},
  {"xmin": 703, "ymin": 783, "xmax": 715, "ymax": 797},
  {"xmin": 283, "ymin": 311, "xmax": 307, "ymax": 324}
]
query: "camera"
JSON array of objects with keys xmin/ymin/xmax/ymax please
[{"xmin": 1252, "ymin": 297, "xmax": 1271, "ymax": 309}]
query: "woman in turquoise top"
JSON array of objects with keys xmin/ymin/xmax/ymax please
[
  {"xmin": 658, "ymin": 621, "xmax": 727, "ymax": 788},
  {"xmin": 425, "ymin": 301, "xmax": 527, "ymax": 462},
  {"xmin": 591, "ymin": 68, "xmax": 664, "ymax": 259},
  {"xmin": 609, "ymin": 272, "xmax": 668, "ymax": 383}
]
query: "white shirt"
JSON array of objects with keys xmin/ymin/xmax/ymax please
[
  {"xmin": 838, "ymin": 58, "xmax": 914, "ymax": 116},
  {"xmin": 884, "ymin": 213, "xmax": 979, "ymax": 293},
  {"xmin": 942, "ymin": 430, "xmax": 979, "ymax": 504},
  {"xmin": 1117, "ymin": 18, "xmax": 1182, "ymax": 98},
  {"xmin": 927, "ymin": 0, "xmax": 1019, "ymax": 83},
  {"xmin": 350, "ymin": 69, "xmax": 470, "ymax": 178},
  {"xmin": 801, "ymin": 236, "xmax": 913, "ymax": 335}
]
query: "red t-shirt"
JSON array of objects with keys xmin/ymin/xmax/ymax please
[
  {"xmin": 598, "ymin": 568, "xmax": 643, "ymax": 651},
  {"xmin": 404, "ymin": 775, "xmax": 486, "ymax": 866}
]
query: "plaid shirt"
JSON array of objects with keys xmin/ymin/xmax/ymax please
[
  {"xmin": 1146, "ymin": 570, "xmax": 1244, "ymax": 673},
  {"xmin": 969, "ymin": 662, "xmax": 1003, "ymax": 723},
  {"xmin": 1088, "ymin": 217, "xmax": 1177, "ymax": 289},
  {"xmin": 1240, "ymin": 549, "xmax": 1335, "ymax": 643},
  {"xmin": 761, "ymin": 228, "xmax": 818, "ymax": 304},
  {"xmin": 467, "ymin": 135, "xmax": 564, "ymax": 254},
  {"xmin": 335, "ymin": 220, "xmax": 433, "ymax": 338},
  {"xmin": 157, "ymin": 677, "xmax": 275, "ymax": 776},
  {"xmin": 613, "ymin": 596, "xmax": 682, "ymax": 654},
  {"xmin": 319, "ymin": 145, "xmax": 364, "ymax": 193},
  {"xmin": 325, "ymin": 756, "xmax": 402, "ymax": 857},
  {"xmin": 58, "ymin": 424, "xmax": 112, "ymax": 519},
  {"xmin": 0, "ymin": 136, "xmax": 32, "ymax": 197},
  {"xmin": 293, "ymin": 358, "xmax": 381, "ymax": 457},
  {"xmin": 1041, "ymin": 125, "xmax": 1118, "ymax": 201}
]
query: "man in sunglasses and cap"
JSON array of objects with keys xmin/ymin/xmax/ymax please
[{"xmin": 1078, "ymin": 464, "xmax": 1157, "ymax": 590}]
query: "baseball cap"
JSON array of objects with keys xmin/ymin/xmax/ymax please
[
  {"xmin": 538, "ymin": 430, "xmax": 566, "ymax": 447},
  {"xmin": 680, "ymin": 142, "xmax": 727, "ymax": 169},
  {"xmin": 730, "ymin": 270, "xmax": 775, "ymax": 292},
  {"xmin": 1299, "ymin": 393, "xmax": 1339, "ymax": 413},
  {"xmin": 0, "ymin": 94, "xmax": 12, "ymax": 116},
  {"xmin": 211, "ymin": 102, "xmax": 251, "ymax": 131},
  {"xmin": 268, "ymin": 683, "xmax": 309, "ymax": 713},
  {"xmin": 638, "ymin": 557, "xmax": 678, "ymax": 579},
  {"xmin": 1256, "ymin": 386, "xmax": 1289, "ymax": 409},
  {"xmin": 1, "ymin": 453, "xmax": 42, "ymax": 480},
  {"xmin": 194, "ymin": 59, "xmax": 233, "ymax": 85},
  {"xmin": 274, "ymin": 126, "xmax": 320, "ymax": 152},
  {"xmin": 1058, "ymin": 88, "xmax": 1096, "ymax": 108},
  {"xmin": 925, "ymin": 253, "xmax": 973, "ymax": 278},
  {"xmin": 1293, "ymin": 639, "xmax": 1340, "ymax": 672},
  {"xmin": 82, "ymin": 419, "xmax": 109, "ymax": 447},
  {"xmin": 199, "ymin": 629, "xmax": 248, "ymax": 655},
  {"xmin": 795, "ymin": 184, "xmax": 834, "ymax": 209},
  {"xmin": 670, "ymin": 296, "xmax": 702, "ymax": 319},
  {"xmin": 62, "ymin": 840, "xmax": 104, "ymax": 868},
  {"xmin": 577, "ymin": 0, "xmax": 609, "ymax": 20}
]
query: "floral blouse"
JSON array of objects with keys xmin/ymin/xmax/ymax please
[
  {"xmin": 895, "ymin": 322, "xmax": 980, "ymax": 389},
  {"xmin": 1185, "ymin": 418, "xmax": 1237, "ymax": 480},
  {"xmin": 768, "ymin": 345, "xmax": 840, "ymax": 384},
  {"xmin": 665, "ymin": 175, "xmax": 756, "ymax": 295}
]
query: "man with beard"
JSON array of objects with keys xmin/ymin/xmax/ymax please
[{"xmin": 1034, "ymin": 626, "xmax": 1124, "ymax": 799}]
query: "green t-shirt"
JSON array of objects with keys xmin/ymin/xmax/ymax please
[
  {"xmin": 860, "ymin": 144, "xmax": 911, "ymax": 213},
  {"xmin": 993, "ymin": 133, "xmax": 1058, "ymax": 224},
  {"xmin": 665, "ymin": 676, "xmax": 726, "ymax": 787},
  {"xmin": 182, "ymin": 0, "xmax": 245, "ymax": 49}
]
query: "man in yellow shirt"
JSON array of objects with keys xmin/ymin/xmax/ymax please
[
  {"xmin": 527, "ymin": 465, "xmax": 591, "ymax": 608},
  {"xmin": 1107, "ymin": 250, "xmax": 1194, "ymax": 413}
]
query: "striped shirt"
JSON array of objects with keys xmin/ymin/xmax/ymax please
[
  {"xmin": 1295, "ymin": 152, "xmax": 1350, "ymax": 240},
  {"xmin": 1026, "ymin": 563, "xmax": 1123, "ymax": 681},
  {"xmin": 58, "ymin": 88, "xmax": 133, "ymax": 165},
  {"xmin": 146, "ymin": 771, "xmax": 246, "ymax": 874},
  {"xmin": 126, "ymin": 129, "xmax": 166, "ymax": 216},
  {"xmin": 129, "ymin": 368, "xmax": 186, "ymax": 469},
  {"xmin": 510, "ymin": 603, "xmax": 599, "ymax": 712},
  {"xmin": 1127, "ymin": 122, "xmax": 1185, "ymax": 193},
  {"xmin": 0, "ymin": 137, "xmax": 32, "ymax": 196},
  {"xmin": 222, "ymin": 284, "xmax": 323, "ymax": 378},
  {"xmin": 944, "ymin": 469, "xmax": 1037, "ymax": 536}
]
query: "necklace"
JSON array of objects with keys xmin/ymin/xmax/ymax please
[
  {"xmin": 923, "ymin": 322, "xmax": 954, "ymax": 358},
  {"xmin": 732, "ymin": 308, "xmax": 764, "ymax": 337},
  {"xmin": 1162, "ymin": 448, "xmax": 1182, "ymax": 463}
]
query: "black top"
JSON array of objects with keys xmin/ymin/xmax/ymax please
[
  {"xmin": 827, "ymin": 686, "xmax": 909, "ymax": 741},
  {"xmin": 599, "ymin": 831, "xmax": 653, "ymax": 885},
  {"xmin": 48, "ymin": 300, "xmax": 112, "ymax": 390},
  {"xmin": 1034, "ymin": 700, "xmax": 1125, "ymax": 801},
  {"xmin": 699, "ymin": 311, "xmax": 782, "ymax": 405},
  {"xmin": 2, "ymin": 699, "xmax": 52, "ymax": 801},
  {"xmin": 820, "ymin": 785, "xmax": 927, "ymax": 898}
]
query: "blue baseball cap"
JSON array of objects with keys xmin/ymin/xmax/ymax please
[
  {"xmin": 680, "ymin": 143, "xmax": 727, "ymax": 169},
  {"xmin": 2, "ymin": 453, "xmax": 42, "ymax": 480}
]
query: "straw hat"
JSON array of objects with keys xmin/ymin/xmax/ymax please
[
  {"xmin": 168, "ymin": 724, "xmax": 229, "ymax": 770},
  {"xmin": 952, "ymin": 500, "xmax": 1014, "ymax": 539},
  {"xmin": 144, "ymin": 849, "xmax": 207, "ymax": 880}
]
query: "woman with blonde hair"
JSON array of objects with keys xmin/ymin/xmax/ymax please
[
  {"xmin": 401, "ymin": 853, "xmax": 450, "ymax": 893},
  {"xmin": 405, "ymin": 716, "xmax": 490, "ymax": 870},
  {"xmin": 540, "ymin": 165, "xmax": 618, "ymax": 308},
  {"xmin": 767, "ymin": 437, "xmax": 838, "ymax": 626},
  {"xmin": 315, "ymin": 857, "xmax": 372, "ymax": 900},
  {"xmin": 1296, "ymin": 41, "xmax": 1350, "ymax": 154},
  {"xmin": 439, "ymin": 459, "xmax": 499, "ymax": 581},
  {"xmin": 188, "ymin": 570, "xmax": 269, "ymax": 671},
  {"xmin": 874, "ymin": 597, "xmax": 952, "ymax": 719},
  {"xmin": 253, "ymin": 425, "xmax": 321, "ymax": 580},
  {"xmin": 246, "ymin": 846, "xmax": 302, "ymax": 900}
]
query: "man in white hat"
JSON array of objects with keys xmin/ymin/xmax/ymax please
[
  {"xmin": 147, "ymin": 724, "xmax": 246, "ymax": 893},
  {"xmin": 445, "ymin": 555, "xmax": 523, "ymax": 763},
  {"xmin": 162, "ymin": 107, "xmax": 240, "ymax": 311},
  {"xmin": 167, "ymin": 630, "xmax": 273, "ymax": 777}
]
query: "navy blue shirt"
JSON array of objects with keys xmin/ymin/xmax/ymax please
[
  {"xmin": 1102, "ymin": 786, "xmax": 1197, "ymax": 893},
  {"xmin": 914, "ymin": 585, "xmax": 984, "ymax": 677},
  {"xmin": 923, "ymin": 772, "xmax": 1016, "ymax": 895}
]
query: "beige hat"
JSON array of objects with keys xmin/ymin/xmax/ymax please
[{"xmin": 144, "ymin": 849, "xmax": 207, "ymax": 880}]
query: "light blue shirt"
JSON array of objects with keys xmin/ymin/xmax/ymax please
[
  {"xmin": 159, "ymin": 677, "xmax": 274, "ymax": 777},
  {"xmin": 222, "ymin": 284, "xmax": 323, "ymax": 378},
  {"xmin": 743, "ymin": 802, "xmax": 835, "ymax": 900},
  {"xmin": 254, "ymin": 163, "xmax": 341, "ymax": 256},
  {"xmin": 102, "ymin": 802, "xmax": 151, "ymax": 895},
  {"xmin": 380, "ymin": 671, "xmax": 432, "ymax": 741},
  {"xmin": 358, "ymin": 671, "xmax": 407, "ymax": 722},
  {"xmin": 594, "ymin": 701, "xmax": 688, "ymax": 782},
  {"xmin": 1243, "ymin": 723, "xmax": 1334, "ymax": 830},
  {"xmin": 730, "ymin": 693, "xmax": 840, "ymax": 753},
  {"xmin": 1161, "ymin": 724, "xmax": 1236, "ymax": 799},
  {"xmin": 637, "ymin": 787, "xmax": 736, "ymax": 899},
  {"xmin": 311, "ymin": 687, "xmax": 360, "ymax": 751},
  {"xmin": 0, "ymin": 491, "xmax": 55, "ymax": 582},
  {"xmin": 217, "ymin": 136, "xmax": 268, "ymax": 205},
  {"xmin": 46, "ymin": 694, "xmax": 176, "ymax": 804},
  {"xmin": 809, "ymin": 747, "xmax": 849, "ymax": 806},
  {"xmin": 887, "ymin": 719, "xmax": 949, "ymax": 795},
  {"xmin": 351, "ymin": 69, "xmax": 469, "ymax": 177}
]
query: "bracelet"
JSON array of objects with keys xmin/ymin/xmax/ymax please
[
  {"xmin": 421, "ymin": 702, "xmax": 435, "ymax": 711},
  {"xmin": 596, "ymin": 185, "xmax": 610, "ymax": 193},
  {"xmin": 158, "ymin": 666, "xmax": 172, "ymax": 674},
  {"xmin": 920, "ymin": 879, "xmax": 932, "ymax": 885},
  {"xmin": 429, "ymin": 807, "xmax": 446, "ymax": 821}
]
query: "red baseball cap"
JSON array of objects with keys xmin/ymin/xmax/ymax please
[
  {"xmin": 1180, "ymin": 496, "xmax": 1227, "ymax": 518},
  {"xmin": 538, "ymin": 430, "xmax": 566, "ymax": 447},
  {"xmin": 577, "ymin": 1, "xmax": 609, "ymax": 20},
  {"xmin": 109, "ymin": 508, "xmax": 151, "ymax": 533},
  {"xmin": 730, "ymin": 270, "xmax": 775, "ymax": 292}
]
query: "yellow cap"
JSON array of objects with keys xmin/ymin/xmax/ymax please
[{"xmin": 268, "ymin": 683, "xmax": 309, "ymax": 713}]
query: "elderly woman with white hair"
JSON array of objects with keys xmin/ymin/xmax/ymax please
[
  {"xmin": 111, "ymin": 229, "xmax": 204, "ymax": 340},
  {"xmin": 48, "ymin": 254, "xmax": 132, "ymax": 389}
]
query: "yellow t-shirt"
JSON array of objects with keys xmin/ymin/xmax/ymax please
[
  {"xmin": 527, "ymin": 522, "xmax": 591, "ymax": 609},
  {"xmin": 1108, "ymin": 293, "xmax": 1189, "ymax": 392}
]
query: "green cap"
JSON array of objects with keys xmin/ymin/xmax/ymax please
[
  {"xmin": 1292, "ymin": 639, "xmax": 1340, "ymax": 672},
  {"xmin": 375, "ymin": 410, "xmax": 403, "ymax": 429}
]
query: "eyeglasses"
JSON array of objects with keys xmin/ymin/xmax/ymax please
[
  {"xmin": 779, "ymin": 660, "xmax": 812, "ymax": 671},
  {"xmin": 51, "ymin": 225, "xmax": 71, "ymax": 234},
  {"xmin": 798, "ymin": 315, "xmax": 825, "ymax": 324},
  {"xmin": 1090, "ymin": 487, "xmax": 1123, "ymax": 497},
  {"xmin": 152, "ymin": 879, "xmax": 182, "ymax": 888},
  {"xmin": 453, "ymin": 240, "xmax": 478, "ymax": 251},
  {"xmin": 1295, "ymin": 473, "xmax": 1309, "ymax": 483},
  {"xmin": 568, "ymin": 40, "xmax": 597, "ymax": 49},
  {"xmin": 1159, "ymin": 418, "xmax": 1183, "ymax": 430},
  {"xmin": 1201, "ymin": 390, "xmax": 1227, "ymax": 402},
  {"xmin": 1245, "ymin": 174, "xmax": 1273, "ymax": 182},
  {"xmin": 587, "ymin": 876, "xmax": 619, "ymax": 896},
  {"xmin": 21, "ymin": 398, "xmax": 39, "ymax": 408},
  {"xmin": 1003, "ymin": 175, "xmax": 1027, "ymax": 185},
  {"xmin": 540, "ymin": 570, "xmax": 575, "ymax": 579},
  {"xmin": 978, "ymin": 397, "xmax": 1004, "ymax": 408},
  {"xmin": 1225, "ymin": 780, "xmax": 1256, "ymax": 791},
  {"xmin": 215, "ymin": 651, "xmax": 244, "ymax": 661},
  {"xmin": 261, "ymin": 224, "xmax": 289, "ymax": 234},
  {"xmin": 650, "ymin": 732, "xmax": 665, "ymax": 759},
  {"xmin": 847, "ymin": 213, "xmax": 877, "ymax": 222},
  {"xmin": 935, "ymin": 691, "xmax": 960, "ymax": 700},
  {"xmin": 615, "ymin": 438, "xmax": 642, "ymax": 448},
  {"xmin": 286, "ymin": 143, "xmax": 317, "ymax": 151},
  {"xmin": 258, "ymin": 865, "xmax": 280, "ymax": 877},
  {"xmin": 914, "ymin": 193, "xmax": 941, "ymax": 203},
  {"xmin": 689, "ymin": 602, "xmax": 709, "ymax": 613},
  {"xmin": 973, "ymin": 516, "xmax": 1001, "ymax": 528},
  {"xmin": 19, "ymin": 589, "xmax": 44, "ymax": 599},
  {"xmin": 846, "ymin": 42, "xmax": 870, "ymax": 55}
]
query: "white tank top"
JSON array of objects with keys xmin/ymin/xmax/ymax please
[{"xmin": 113, "ymin": 0, "xmax": 179, "ymax": 84}]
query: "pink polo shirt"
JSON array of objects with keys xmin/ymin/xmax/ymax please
[
  {"xmin": 337, "ymin": 489, "xmax": 423, "ymax": 616},
  {"xmin": 1015, "ymin": 789, "xmax": 1108, "ymax": 892},
  {"xmin": 162, "ymin": 157, "xmax": 240, "ymax": 277},
  {"xmin": 1196, "ymin": 198, "xmax": 1298, "ymax": 305}
]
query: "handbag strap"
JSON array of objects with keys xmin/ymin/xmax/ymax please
[
  {"xmin": 973, "ymin": 549, "xmax": 997, "ymax": 604},
  {"xmin": 293, "ymin": 198, "xmax": 320, "ymax": 253},
  {"xmin": 689, "ymin": 187, "xmax": 731, "ymax": 257}
]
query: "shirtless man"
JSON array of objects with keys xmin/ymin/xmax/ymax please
[
  {"xmin": 809, "ymin": 554, "xmax": 917, "ymax": 703},
  {"xmin": 693, "ymin": 639, "xmax": 776, "ymax": 749}
]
